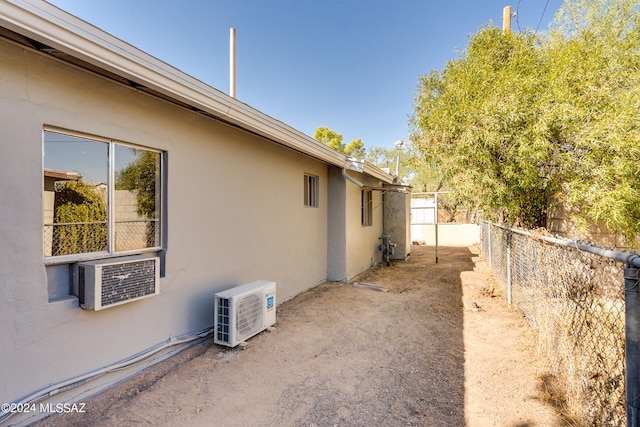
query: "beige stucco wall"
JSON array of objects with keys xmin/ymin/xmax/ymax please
[
  {"xmin": 548, "ymin": 198, "xmax": 640, "ymax": 250},
  {"xmin": 344, "ymin": 173, "xmax": 384, "ymax": 279},
  {"xmin": 0, "ymin": 37, "xmax": 337, "ymax": 410},
  {"xmin": 113, "ymin": 189, "xmax": 148, "ymax": 251},
  {"xmin": 411, "ymin": 224, "xmax": 480, "ymax": 247}
]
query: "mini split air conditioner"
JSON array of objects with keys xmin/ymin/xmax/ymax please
[
  {"xmin": 74, "ymin": 257, "xmax": 160, "ymax": 311},
  {"xmin": 214, "ymin": 280, "xmax": 276, "ymax": 347}
]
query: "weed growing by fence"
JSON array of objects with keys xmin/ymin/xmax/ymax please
[{"xmin": 481, "ymin": 223, "xmax": 626, "ymax": 425}]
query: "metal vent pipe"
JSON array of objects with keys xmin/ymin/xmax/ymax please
[{"xmin": 230, "ymin": 27, "xmax": 236, "ymax": 98}]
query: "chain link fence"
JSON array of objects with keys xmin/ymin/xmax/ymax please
[
  {"xmin": 44, "ymin": 221, "xmax": 108, "ymax": 257},
  {"xmin": 114, "ymin": 220, "xmax": 159, "ymax": 252},
  {"xmin": 44, "ymin": 220, "xmax": 158, "ymax": 257},
  {"xmin": 480, "ymin": 222, "xmax": 628, "ymax": 426}
]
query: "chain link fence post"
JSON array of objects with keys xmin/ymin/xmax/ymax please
[
  {"xmin": 626, "ymin": 256, "xmax": 640, "ymax": 427},
  {"xmin": 488, "ymin": 222, "xmax": 492, "ymax": 270},
  {"xmin": 506, "ymin": 231, "xmax": 512, "ymax": 307},
  {"xmin": 480, "ymin": 221, "xmax": 630, "ymax": 423}
]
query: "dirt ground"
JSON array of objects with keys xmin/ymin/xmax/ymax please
[{"xmin": 36, "ymin": 245, "xmax": 566, "ymax": 427}]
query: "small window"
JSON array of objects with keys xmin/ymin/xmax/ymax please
[
  {"xmin": 304, "ymin": 174, "xmax": 319, "ymax": 207},
  {"xmin": 43, "ymin": 129, "xmax": 163, "ymax": 260},
  {"xmin": 361, "ymin": 189, "xmax": 373, "ymax": 226}
]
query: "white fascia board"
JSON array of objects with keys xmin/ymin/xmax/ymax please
[{"xmin": 0, "ymin": 0, "xmax": 349, "ymax": 168}]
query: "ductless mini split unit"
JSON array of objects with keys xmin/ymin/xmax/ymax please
[{"xmin": 214, "ymin": 280, "xmax": 276, "ymax": 347}]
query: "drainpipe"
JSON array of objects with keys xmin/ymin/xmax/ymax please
[{"xmin": 342, "ymin": 169, "xmax": 363, "ymax": 187}]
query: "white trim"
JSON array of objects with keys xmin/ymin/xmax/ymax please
[
  {"xmin": 108, "ymin": 136, "xmax": 115, "ymax": 253},
  {"xmin": 43, "ymin": 129, "xmax": 164, "ymax": 263}
]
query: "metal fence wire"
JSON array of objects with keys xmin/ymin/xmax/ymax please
[
  {"xmin": 480, "ymin": 222, "xmax": 628, "ymax": 426},
  {"xmin": 44, "ymin": 220, "xmax": 158, "ymax": 257}
]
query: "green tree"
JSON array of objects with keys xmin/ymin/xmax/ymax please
[
  {"xmin": 52, "ymin": 180, "xmax": 107, "ymax": 255},
  {"xmin": 314, "ymin": 127, "xmax": 345, "ymax": 153},
  {"xmin": 411, "ymin": 0, "xmax": 640, "ymax": 238},
  {"xmin": 314, "ymin": 127, "xmax": 367, "ymax": 158},
  {"xmin": 407, "ymin": 154, "xmax": 447, "ymax": 193},
  {"xmin": 344, "ymin": 138, "xmax": 365, "ymax": 158},
  {"xmin": 365, "ymin": 146, "xmax": 396, "ymax": 170},
  {"xmin": 544, "ymin": 0, "xmax": 640, "ymax": 237},
  {"xmin": 412, "ymin": 27, "xmax": 553, "ymax": 228},
  {"xmin": 116, "ymin": 149, "xmax": 160, "ymax": 218},
  {"xmin": 364, "ymin": 145, "xmax": 416, "ymax": 183}
]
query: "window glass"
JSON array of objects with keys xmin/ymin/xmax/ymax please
[
  {"xmin": 304, "ymin": 174, "xmax": 319, "ymax": 207},
  {"xmin": 115, "ymin": 145, "xmax": 161, "ymax": 251},
  {"xmin": 362, "ymin": 189, "xmax": 373, "ymax": 226},
  {"xmin": 43, "ymin": 130, "xmax": 162, "ymax": 259},
  {"xmin": 44, "ymin": 132, "xmax": 108, "ymax": 256}
]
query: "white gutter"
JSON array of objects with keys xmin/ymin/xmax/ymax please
[{"xmin": 0, "ymin": 0, "xmax": 349, "ymax": 169}]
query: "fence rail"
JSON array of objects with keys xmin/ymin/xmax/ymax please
[{"xmin": 480, "ymin": 222, "xmax": 640, "ymax": 426}]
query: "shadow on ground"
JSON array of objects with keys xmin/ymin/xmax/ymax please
[{"xmin": 34, "ymin": 245, "xmax": 522, "ymax": 427}]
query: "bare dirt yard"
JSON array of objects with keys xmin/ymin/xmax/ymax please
[{"xmin": 36, "ymin": 245, "xmax": 567, "ymax": 427}]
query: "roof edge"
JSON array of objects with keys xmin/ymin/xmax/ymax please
[{"xmin": 0, "ymin": 0, "xmax": 351, "ymax": 168}]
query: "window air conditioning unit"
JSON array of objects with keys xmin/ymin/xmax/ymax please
[
  {"xmin": 214, "ymin": 280, "xmax": 276, "ymax": 347},
  {"xmin": 74, "ymin": 257, "xmax": 160, "ymax": 311}
]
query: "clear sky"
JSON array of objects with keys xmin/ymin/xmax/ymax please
[{"xmin": 47, "ymin": 0, "xmax": 565, "ymax": 150}]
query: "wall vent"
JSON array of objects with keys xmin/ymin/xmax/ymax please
[
  {"xmin": 74, "ymin": 257, "xmax": 160, "ymax": 310},
  {"xmin": 214, "ymin": 280, "xmax": 276, "ymax": 347}
]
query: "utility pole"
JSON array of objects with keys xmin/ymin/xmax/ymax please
[{"xmin": 502, "ymin": 5, "xmax": 512, "ymax": 35}]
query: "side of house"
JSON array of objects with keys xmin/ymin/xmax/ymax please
[
  {"xmin": 0, "ymin": 1, "xmax": 406, "ymax": 424},
  {"xmin": 345, "ymin": 170, "xmax": 385, "ymax": 278}
]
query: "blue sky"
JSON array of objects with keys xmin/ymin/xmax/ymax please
[{"xmin": 47, "ymin": 0, "xmax": 565, "ymax": 150}]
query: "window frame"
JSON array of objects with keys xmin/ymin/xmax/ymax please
[
  {"xmin": 304, "ymin": 173, "xmax": 319, "ymax": 208},
  {"xmin": 43, "ymin": 127, "xmax": 164, "ymax": 265},
  {"xmin": 361, "ymin": 188, "xmax": 373, "ymax": 227}
]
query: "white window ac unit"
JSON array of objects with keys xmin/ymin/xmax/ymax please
[
  {"xmin": 214, "ymin": 280, "xmax": 276, "ymax": 347},
  {"xmin": 74, "ymin": 257, "xmax": 160, "ymax": 311}
]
